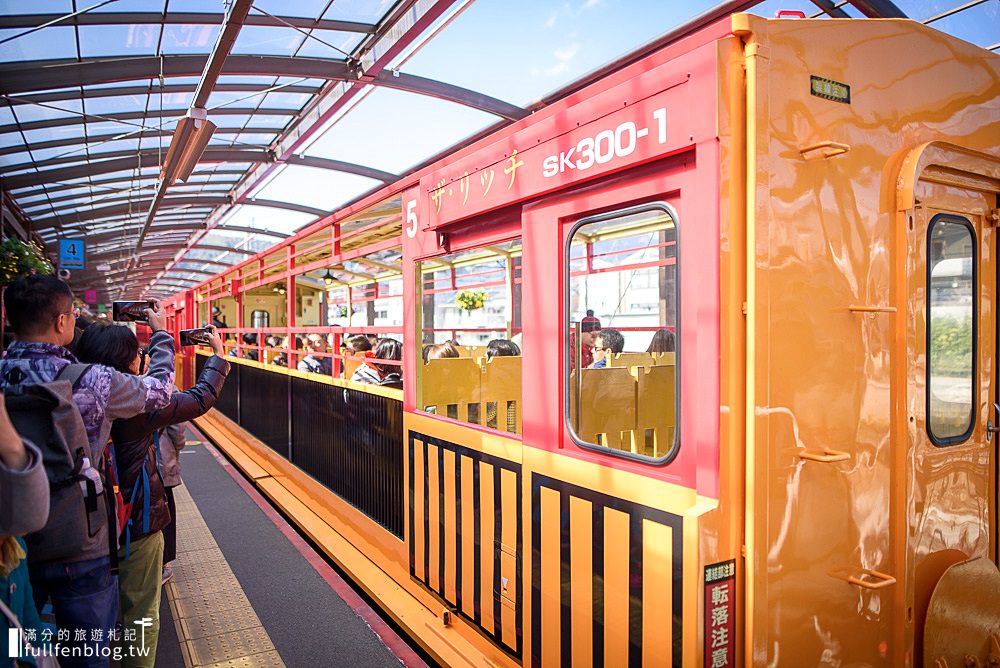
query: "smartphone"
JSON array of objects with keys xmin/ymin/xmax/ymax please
[
  {"xmin": 112, "ymin": 300, "xmax": 155, "ymax": 322},
  {"xmin": 179, "ymin": 327, "xmax": 212, "ymax": 347}
]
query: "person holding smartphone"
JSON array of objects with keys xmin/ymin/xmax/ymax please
[{"xmin": 74, "ymin": 325, "xmax": 229, "ymax": 668}]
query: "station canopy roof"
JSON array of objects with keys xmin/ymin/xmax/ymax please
[{"xmin": 0, "ymin": 0, "xmax": 995, "ymax": 302}]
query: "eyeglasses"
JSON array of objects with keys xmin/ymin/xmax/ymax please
[{"xmin": 592, "ymin": 346, "xmax": 606, "ymax": 352}]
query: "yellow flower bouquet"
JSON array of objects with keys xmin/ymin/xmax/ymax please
[{"xmin": 455, "ymin": 289, "xmax": 487, "ymax": 313}]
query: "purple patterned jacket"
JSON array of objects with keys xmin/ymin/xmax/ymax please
[{"xmin": 0, "ymin": 331, "xmax": 176, "ymax": 461}]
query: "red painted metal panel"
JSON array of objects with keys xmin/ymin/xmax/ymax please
[{"xmin": 420, "ymin": 42, "xmax": 719, "ymax": 229}]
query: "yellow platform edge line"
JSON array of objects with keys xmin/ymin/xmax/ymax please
[
  {"xmin": 192, "ymin": 410, "xmax": 500, "ymax": 668},
  {"xmin": 162, "ymin": 484, "xmax": 286, "ymax": 668}
]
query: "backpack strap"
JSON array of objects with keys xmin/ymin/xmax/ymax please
[
  {"xmin": 140, "ymin": 466, "xmax": 151, "ymax": 534},
  {"xmin": 55, "ymin": 363, "xmax": 92, "ymax": 390},
  {"xmin": 153, "ymin": 431, "xmax": 163, "ymax": 470},
  {"xmin": 104, "ymin": 441, "xmax": 122, "ymax": 573}
]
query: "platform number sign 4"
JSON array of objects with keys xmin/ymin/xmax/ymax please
[{"xmin": 59, "ymin": 239, "xmax": 85, "ymax": 270}]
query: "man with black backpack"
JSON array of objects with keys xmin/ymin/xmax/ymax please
[{"xmin": 0, "ymin": 276, "xmax": 176, "ymax": 668}]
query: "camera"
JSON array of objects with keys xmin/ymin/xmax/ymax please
[
  {"xmin": 112, "ymin": 301, "xmax": 155, "ymax": 323},
  {"xmin": 179, "ymin": 327, "xmax": 212, "ymax": 347}
]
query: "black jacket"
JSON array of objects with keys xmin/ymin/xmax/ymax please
[{"xmin": 110, "ymin": 355, "xmax": 230, "ymax": 544}]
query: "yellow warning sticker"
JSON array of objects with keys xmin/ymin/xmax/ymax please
[{"xmin": 810, "ymin": 75, "xmax": 851, "ymax": 103}]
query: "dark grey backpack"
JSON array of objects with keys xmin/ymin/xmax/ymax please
[{"xmin": 3, "ymin": 363, "xmax": 106, "ymax": 565}]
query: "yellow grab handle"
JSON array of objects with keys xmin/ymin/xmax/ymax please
[
  {"xmin": 799, "ymin": 141, "xmax": 851, "ymax": 159},
  {"xmin": 847, "ymin": 569, "xmax": 897, "ymax": 590},
  {"xmin": 849, "ymin": 304, "xmax": 897, "ymax": 313},
  {"xmin": 798, "ymin": 449, "xmax": 850, "ymax": 463}
]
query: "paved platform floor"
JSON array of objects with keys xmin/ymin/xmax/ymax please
[{"xmin": 154, "ymin": 426, "xmax": 425, "ymax": 667}]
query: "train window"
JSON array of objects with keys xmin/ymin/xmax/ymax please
[
  {"xmin": 565, "ymin": 204, "xmax": 678, "ymax": 462},
  {"xmin": 416, "ymin": 239, "xmax": 523, "ymax": 435},
  {"xmin": 926, "ymin": 215, "xmax": 977, "ymax": 446}
]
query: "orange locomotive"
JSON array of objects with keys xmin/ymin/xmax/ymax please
[{"xmin": 168, "ymin": 12, "xmax": 1000, "ymax": 667}]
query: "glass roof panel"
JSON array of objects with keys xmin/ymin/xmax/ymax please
[
  {"xmin": 259, "ymin": 91, "xmax": 314, "ymax": 110},
  {"xmin": 0, "ymin": 26, "xmax": 76, "ymax": 62},
  {"xmin": 1, "ymin": 147, "xmax": 62, "ymax": 165},
  {"xmin": 160, "ymin": 24, "xmax": 221, "ymax": 55},
  {"xmin": 294, "ymin": 30, "xmax": 365, "ymax": 58},
  {"xmin": 84, "ymin": 93, "xmax": 155, "ymax": 116},
  {"xmin": 322, "ymin": 0, "xmax": 388, "ymax": 24},
  {"xmin": 0, "ymin": 1, "xmax": 72, "ymax": 12},
  {"xmin": 11, "ymin": 99, "xmax": 83, "ymax": 124},
  {"xmin": 159, "ymin": 0, "xmax": 228, "ymax": 11},
  {"xmin": 0, "ymin": 106, "xmax": 15, "ymax": 127},
  {"xmin": 243, "ymin": 114, "xmax": 293, "ymax": 129},
  {"xmin": 252, "ymin": 0, "xmax": 332, "ymax": 19},
  {"xmin": 78, "ymin": 24, "xmax": 162, "ymax": 58},
  {"xmin": 403, "ymin": 0, "xmax": 721, "ymax": 107},
  {"xmin": 212, "ymin": 132, "xmax": 277, "ymax": 147},
  {"xmin": 86, "ymin": 79, "xmax": 155, "ymax": 90},
  {"xmin": 304, "ymin": 87, "xmax": 498, "ymax": 174},
  {"xmin": 207, "ymin": 90, "xmax": 257, "ymax": 109},
  {"xmin": 212, "ymin": 114, "xmax": 254, "ymax": 129},
  {"xmin": 255, "ymin": 164, "xmax": 378, "ymax": 211},
  {"xmin": 909, "ymin": 0, "xmax": 999, "ymax": 47},
  {"xmin": 19, "ymin": 124, "xmax": 89, "ymax": 144},
  {"xmin": 231, "ymin": 26, "xmax": 306, "ymax": 56},
  {"xmin": 216, "ymin": 204, "xmax": 315, "ymax": 235}
]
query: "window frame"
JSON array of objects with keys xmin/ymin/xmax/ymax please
[
  {"xmin": 562, "ymin": 201, "xmax": 681, "ymax": 465},
  {"xmin": 925, "ymin": 213, "xmax": 978, "ymax": 447}
]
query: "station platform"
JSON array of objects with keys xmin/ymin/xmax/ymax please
[{"xmin": 152, "ymin": 425, "xmax": 426, "ymax": 668}]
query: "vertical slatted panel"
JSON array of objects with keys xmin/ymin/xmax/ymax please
[
  {"xmin": 407, "ymin": 432, "xmax": 522, "ymax": 659},
  {"xmin": 290, "ymin": 378, "xmax": 404, "ymax": 538},
  {"xmin": 239, "ymin": 364, "xmax": 289, "ymax": 458},
  {"xmin": 530, "ymin": 473, "xmax": 684, "ymax": 668},
  {"xmin": 200, "ymin": 354, "xmax": 404, "ymax": 539}
]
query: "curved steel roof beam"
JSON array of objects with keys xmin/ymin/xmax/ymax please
[
  {"xmin": 0, "ymin": 55, "xmax": 527, "ymax": 120},
  {"xmin": 287, "ymin": 155, "xmax": 398, "ymax": 183},
  {"xmin": 0, "ymin": 126, "xmax": 285, "ymax": 157},
  {"xmin": 807, "ymin": 0, "xmax": 851, "ymax": 17},
  {"xmin": 57, "ymin": 225, "xmax": 289, "ymax": 248},
  {"xmin": 0, "ymin": 107, "xmax": 293, "ymax": 136},
  {"xmin": 0, "ymin": 13, "xmax": 375, "ymax": 33},
  {"xmin": 16, "ymin": 169, "xmax": 247, "ymax": 196},
  {"xmin": 0, "ymin": 83, "xmax": 320, "ymax": 108},
  {"xmin": 0, "ymin": 146, "xmax": 274, "ymax": 176},
  {"xmin": 27, "ymin": 182, "xmax": 236, "ymax": 211},
  {"xmin": 3, "ymin": 149, "xmax": 272, "ymax": 189},
  {"xmin": 179, "ymin": 244, "xmax": 257, "ymax": 256},
  {"xmin": 8, "ymin": 152, "xmax": 392, "ymax": 197},
  {"xmin": 31, "ymin": 194, "xmax": 329, "ymax": 228}
]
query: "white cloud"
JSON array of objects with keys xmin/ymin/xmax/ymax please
[{"xmin": 530, "ymin": 43, "xmax": 580, "ymax": 77}]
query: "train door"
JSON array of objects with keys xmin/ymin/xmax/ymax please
[
  {"xmin": 897, "ymin": 142, "xmax": 1000, "ymax": 665},
  {"xmin": 520, "ymin": 142, "xmax": 726, "ymax": 667}
]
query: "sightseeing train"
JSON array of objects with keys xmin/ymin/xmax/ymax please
[{"xmin": 163, "ymin": 12, "xmax": 1000, "ymax": 667}]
